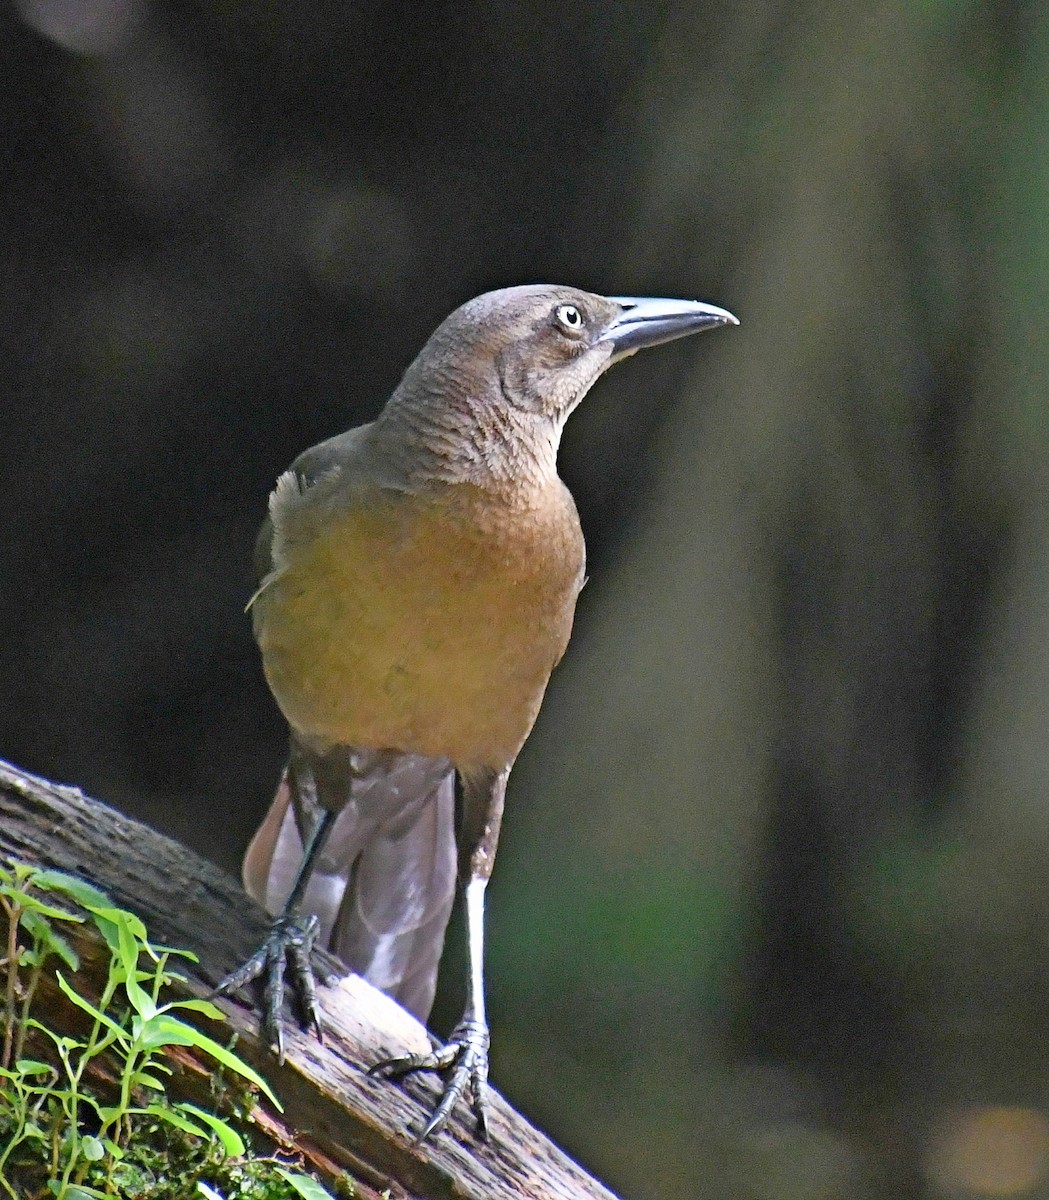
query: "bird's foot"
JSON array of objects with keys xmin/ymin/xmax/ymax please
[
  {"xmin": 212, "ymin": 912, "xmax": 322, "ymax": 1062},
  {"xmin": 370, "ymin": 1016, "xmax": 491, "ymax": 1142}
]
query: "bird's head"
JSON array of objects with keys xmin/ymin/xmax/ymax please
[
  {"xmin": 417, "ymin": 284, "xmax": 738, "ymax": 424},
  {"xmin": 380, "ymin": 283, "xmax": 737, "ymax": 491}
]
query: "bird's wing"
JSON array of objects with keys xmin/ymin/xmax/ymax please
[
  {"xmin": 248, "ymin": 425, "xmax": 377, "ymax": 610},
  {"xmin": 242, "ymin": 747, "xmax": 457, "ymax": 1023}
]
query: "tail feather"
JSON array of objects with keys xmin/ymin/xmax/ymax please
[
  {"xmin": 242, "ymin": 750, "xmax": 456, "ymax": 1023},
  {"xmin": 334, "ymin": 769, "xmax": 456, "ymax": 1020}
]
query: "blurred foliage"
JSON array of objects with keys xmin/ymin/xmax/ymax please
[{"xmin": 6, "ymin": 1, "xmax": 1049, "ymax": 1197}]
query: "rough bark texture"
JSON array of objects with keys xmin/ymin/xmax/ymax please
[{"xmin": 0, "ymin": 757, "xmax": 618, "ymax": 1200}]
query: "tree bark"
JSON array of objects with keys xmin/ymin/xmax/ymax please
[{"xmin": 0, "ymin": 757, "xmax": 618, "ymax": 1200}]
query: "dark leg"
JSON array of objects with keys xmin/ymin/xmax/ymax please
[
  {"xmin": 214, "ymin": 800, "xmax": 337, "ymax": 1062},
  {"xmin": 371, "ymin": 766, "xmax": 507, "ymax": 1142}
]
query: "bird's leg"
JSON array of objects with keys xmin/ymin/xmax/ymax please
[
  {"xmin": 371, "ymin": 766, "xmax": 507, "ymax": 1142},
  {"xmin": 213, "ymin": 763, "xmax": 337, "ymax": 1063}
]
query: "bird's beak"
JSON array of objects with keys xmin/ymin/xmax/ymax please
[{"xmin": 598, "ymin": 296, "xmax": 739, "ymax": 360}]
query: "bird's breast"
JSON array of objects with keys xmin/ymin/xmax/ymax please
[{"xmin": 253, "ymin": 483, "xmax": 585, "ymax": 769}]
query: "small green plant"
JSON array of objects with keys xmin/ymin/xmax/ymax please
[{"xmin": 0, "ymin": 860, "xmax": 337, "ymax": 1199}]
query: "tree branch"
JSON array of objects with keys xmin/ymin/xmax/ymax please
[{"xmin": 0, "ymin": 757, "xmax": 619, "ymax": 1200}]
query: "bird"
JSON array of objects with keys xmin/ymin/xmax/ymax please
[{"xmin": 215, "ymin": 283, "xmax": 738, "ymax": 1141}]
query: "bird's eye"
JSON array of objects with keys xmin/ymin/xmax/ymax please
[{"xmin": 555, "ymin": 304, "xmax": 584, "ymax": 333}]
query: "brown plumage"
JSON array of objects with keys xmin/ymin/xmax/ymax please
[{"xmin": 218, "ymin": 283, "xmax": 738, "ymax": 1140}]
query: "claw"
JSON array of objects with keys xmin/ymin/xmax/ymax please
[
  {"xmin": 287, "ymin": 927, "xmax": 323, "ymax": 1042},
  {"xmin": 212, "ymin": 913, "xmax": 322, "ymax": 1060},
  {"xmin": 370, "ymin": 1017, "xmax": 491, "ymax": 1142},
  {"xmin": 470, "ymin": 1070, "xmax": 491, "ymax": 1140}
]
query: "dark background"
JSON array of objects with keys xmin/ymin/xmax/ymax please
[{"xmin": 6, "ymin": 1, "xmax": 1049, "ymax": 1197}]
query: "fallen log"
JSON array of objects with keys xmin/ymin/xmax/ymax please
[{"xmin": 0, "ymin": 757, "xmax": 619, "ymax": 1200}]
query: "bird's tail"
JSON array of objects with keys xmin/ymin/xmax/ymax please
[{"xmin": 243, "ymin": 750, "xmax": 457, "ymax": 1022}]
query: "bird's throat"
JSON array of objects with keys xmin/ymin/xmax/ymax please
[{"xmin": 376, "ymin": 383, "xmax": 562, "ymax": 502}]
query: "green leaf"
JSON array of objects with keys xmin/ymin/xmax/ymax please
[
  {"xmin": 81, "ymin": 1134, "xmax": 105, "ymax": 1161},
  {"xmin": 54, "ymin": 973, "xmax": 128, "ymax": 1041},
  {"xmin": 14, "ymin": 1059, "xmax": 54, "ymax": 1076},
  {"xmin": 74, "ymin": 903, "xmax": 145, "ymax": 955},
  {"xmin": 135, "ymin": 1013, "xmax": 197, "ymax": 1051},
  {"xmin": 22, "ymin": 911, "xmax": 80, "ymax": 970},
  {"xmin": 32, "ymin": 870, "xmax": 111, "ymax": 911},
  {"xmin": 138, "ymin": 1016, "xmax": 281, "ymax": 1109},
  {"xmin": 8, "ymin": 893, "xmax": 84, "ymax": 924},
  {"xmin": 109, "ymin": 906, "xmax": 149, "ymax": 953},
  {"xmin": 170, "ymin": 997, "xmax": 227, "ymax": 1020},
  {"xmin": 153, "ymin": 944, "xmax": 199, "ymax": 963},
  {"xmin": 124, "ymin": 974, "xmax": 157, "ymax": 1020},
  {"xmin": 134, "ymin": 1072, "xmax": 167, "ymax": 1091},
  {"xmin": 176, "ymin": 1103, "xmax": 246, "ymax": 1157},
  {"xmin": 274, "ymin": 1168, "xmax": 335, "ymax": 1200},
  {"xmin": 110, "ymin": 909, "xmax": 148, "ymax": 981},
  {"xmin": 145, "ymin": 1102, "xmax": 208, "ymax": 1139},
  {"xmin": 29, "ymin": 1023, "xmax": 80, "ymax": 1052},
  {"xmin": 84, "ymin": 910, "xmax": 120, "ymax": 951}
]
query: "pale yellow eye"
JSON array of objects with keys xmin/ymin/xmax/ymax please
[{"xmin": 555, "ymin": 303, "xmax": 584, "ymax": 332}]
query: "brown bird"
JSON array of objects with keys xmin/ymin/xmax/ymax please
[{"xmin": 217, "ymin": 284, "xmax": 737, "ymax": 1140}]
